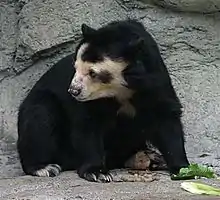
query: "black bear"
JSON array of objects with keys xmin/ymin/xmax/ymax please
[{"xmin": 17, "ymin": 19, "xmax": 189, "ymax": 182}]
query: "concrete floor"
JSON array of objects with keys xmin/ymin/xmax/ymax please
[{"xmin": 0, "ymin": 171, "xmax": 220, "ymax": 200}]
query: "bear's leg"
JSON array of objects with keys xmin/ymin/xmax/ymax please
[
  {"xmin": 71, "ymin": 130, "xmax": 112, "ymax": 183},
  {"xmin": 149, "ymin": 117, "xmax": 189, "ymax": 175},
  {"xmin": 17, "ymin": 95, "xmax": 64, "ymax": 177}
]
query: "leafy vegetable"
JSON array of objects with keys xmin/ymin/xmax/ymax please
[
  {"xmin": 171, "ymin": 163, "xmax": 217, "ymax": 180},
  {"xmin": 181, "ymin": 182, "xmax": 220, "ymax": 196}
]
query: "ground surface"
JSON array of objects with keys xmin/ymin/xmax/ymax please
[{"xmin": 1, "ymin": 171, "xmax": 220, "ymax": 200}]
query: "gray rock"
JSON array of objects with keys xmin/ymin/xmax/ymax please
[
  {"xmin": 0, "ymin": 0, "xmax": 18, "ymax": 81},
  {"xmin": 0, "ymin": 0, "xmax": 220, "ymax": 182},
  {"xmin": 0, "ymin": 141, "xmax": 22, "ymax": 178},
  {"xmin": 140, "ymin": 0, "xmax": 220, "ymax": 13},
  {"xmin": 14, "ymin": 0, "xmax": 129, "ymax": 73}
]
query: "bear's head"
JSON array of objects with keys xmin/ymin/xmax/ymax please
[{"xmin": 68, "ymin": 22, "xmax": 143, "ymax": 103}]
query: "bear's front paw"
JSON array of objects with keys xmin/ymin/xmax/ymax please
[
  {"xmin": 78, "ymin": 165, "xmax": 113, "ymax": 183},
  {"xmin": 83, "ymin": 171, "xmax": 113, "ymax": 183}
]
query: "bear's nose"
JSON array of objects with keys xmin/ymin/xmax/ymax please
[{"xmin": 68, "ymin": 87, "xmax": 81, "ymax": 97}]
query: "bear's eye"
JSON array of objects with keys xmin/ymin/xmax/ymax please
[{"xmin": 89, "ymin": 69, "xmax": 97, "ymax": 78}]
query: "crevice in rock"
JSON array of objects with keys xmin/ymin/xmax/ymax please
[
  {"xmin": 8, "ymin": 1, "xmax": 29, "ymax": 78},
  {"xmin": 11, "ymin": 0, "xmax": 83, "ymax": 77},
  {"xmin": 135, "ymin": 0, "xmax": 220, "ymax": 15},
  {"xmin": 0, "ymin": 71, "xmax": 13, "ymax": 83},
  {"xmin": 15, "ymin": 0, "xmax": 30, "ymax": 14},
  {"xmin": 174, "ymin": 41, "xmax": 206, "ymax": 56},
  {"xmin": 116, "ymin": 0, "xmax": 154, "ymax": 11},
  {"xmin": 151, "ymin": 1, "xmax": 220, "ymax": 14},
  {"xmin": 13, "ymin": 37, "xmax": 81, "ymax": 77}
]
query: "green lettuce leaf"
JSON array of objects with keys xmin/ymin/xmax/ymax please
[
  {"xmin": 181, "ymin": 182, "xmax": 220, "ymax": 196},
  {"xmin": 171, "ymin": 163, "xmax": 217, "ymax": 180}
]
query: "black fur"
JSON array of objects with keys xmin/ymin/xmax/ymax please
[{"xmin": 17, "ymin": 19, "xmax": 189, "ymax": 182}]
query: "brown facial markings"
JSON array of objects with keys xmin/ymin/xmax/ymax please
[{"xmin": 96, "ymin": 70, "xmax": 113, "ymax": 84}]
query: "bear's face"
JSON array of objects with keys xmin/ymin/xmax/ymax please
[
  {"xmin": 68, "ymin": 24, "xmax": 135, "ymax": 102},
  {"xmin": 69, "ymin": 43, "xmax": 133, "ymax": 102}
]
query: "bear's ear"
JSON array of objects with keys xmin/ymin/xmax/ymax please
[
  {"xmin": 81, "ymin": 24, "xmax": 96, "ymax": 39},
  {"xmin": 128, "ymin": 37, "xmax": 144, "ymax": 49}
]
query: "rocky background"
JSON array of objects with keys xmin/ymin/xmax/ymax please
[{"xmin": 0, "ymin": 0, "xmax": 220, "ymax": 198}]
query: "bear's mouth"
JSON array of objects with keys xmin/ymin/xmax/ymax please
[
  {"xmin": 74, "ymin": 96, "xmax": 89, "ymax": 102},
  {"xmin": 71, "ymin": 92, "xmax": 96, "ymax": 102}
]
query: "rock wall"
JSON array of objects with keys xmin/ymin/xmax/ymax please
[
  {"xmin": 0, "ymin": 0, "xmax": 220, "ymax": 177},
  {"xmin": 142, "ymin": 0, "xmax": 220, "ymax": 13}
]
